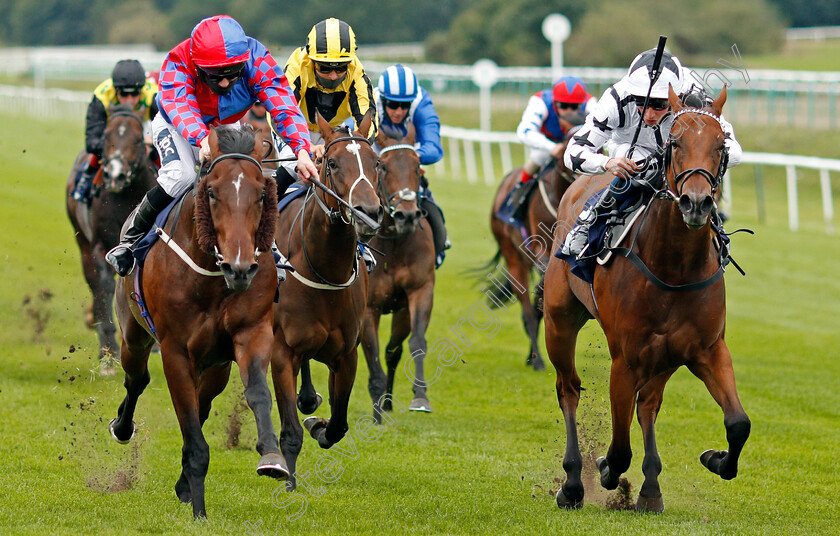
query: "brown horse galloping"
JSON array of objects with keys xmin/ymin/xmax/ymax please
[
  {"xmin": 110, "ymin": 125, "xmax": 283, "ymax": 518},
  {"xmin": 66, "ymin": 105, "xmax": 157, "ymax": 366},
  {"xmin": 361, "ymin": 125, "xmax": 437, "ymax": 417},
  {"xmin": 489, "ymin": 154, "xmax": 574, "ymax": 371},
  {"xmin": 543, "ymin": 86, "xmax": 749, "ymax": 512},
  {"xmin": 270, "ymin": 111, "xmax": 382, "ymax": 490}
]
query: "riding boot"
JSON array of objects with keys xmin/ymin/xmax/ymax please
[
  {"xmin": 106, "ymin": 185, "xmax": 174, "ymax": 277},
  {"xmin": 420, "ymin": 197, "xmax": 450, "ymax": 268},
  {"xmin": 274, "ymin": 166, "xmax": 298, "ymax": 200},
  {"xmin": 358, "ymin": 242, "xmax": 377, "ymax": 273},
  {"xmin": 561, "ymin": 187, "xmax": 614, "ymax": 259},
  {"xmin": 72, "ymin": 161, "xmax": 98, "ymax": 204}
]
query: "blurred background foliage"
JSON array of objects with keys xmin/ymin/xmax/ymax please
[{"xmin": 0, "ymin": 0, "xmax": 833, "ymax": 66}]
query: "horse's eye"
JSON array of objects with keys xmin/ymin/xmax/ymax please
[
  {"xmin": 328, "ymin": 159, "xmax": 337, "ymax": 170},
  {"xmin": 207, "ymin": 188, "xmax": 216, "ymax": 201},
  {"xmin": 259, "ymin": 190, "xmax": 266, "ymax": 202}
]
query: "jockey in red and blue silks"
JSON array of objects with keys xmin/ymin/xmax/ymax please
[
  {"xmin": 106, "ymin": 14, "xmax": 317, "ymax": 277},
  {"xmin": 516, "ymin": 76, "xmax": 596, "ymax": 184}
]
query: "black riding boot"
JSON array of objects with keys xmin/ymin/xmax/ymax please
[
  {"xmin": 420, "ymin": 198, "xmax": 450, "ymax": 268},
  {"xmin": 274, "ymin": 166, "xmax": 298, "ymax": 200},
  {"xmin": 106, "ymin": 185, "xmax": 174, "ymax": 277}
]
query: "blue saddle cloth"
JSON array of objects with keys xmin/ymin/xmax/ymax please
[
  {"xmin": 554, "ymin": 185, "xmax": 644, "ymax": 284},
  {"xmin": 277, "ymin": 183, "xmax": 308, "ymax": 214},
  {"xmin": 132, "ymin": 189, "xmax": 191, "ymax": 269}
]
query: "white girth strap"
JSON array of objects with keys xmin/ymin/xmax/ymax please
[
  {"xmin": 538, "ymin": 180, "xmax": 558, "ymax": 218},
  {"xmin": 155, "ymin": 227, "xmax": 224, "ymax": 277},
  {"xmin": 273, "ymin": 247, "xmax": 359, "ymax": 291}
]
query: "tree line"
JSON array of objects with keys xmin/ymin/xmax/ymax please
[{"xmin": 0, "ymin": 0, "xmax": 831, "ymax": 67}]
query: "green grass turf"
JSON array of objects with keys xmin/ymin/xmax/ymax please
[{"xmin": 0, "ymin": 111, "xmax": 838, "ymax": 535}]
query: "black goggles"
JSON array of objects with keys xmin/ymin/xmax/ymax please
[
  {"xmin": 199, "ymin": 62, "xmax": 247, "ymax": 83},
  {"xmin": 384, "ymin": 100, "xmax": 411, "ymax": 110},
  {"xmin": 634, "ymin": 96, "xmax": 669, "ymax": 111},
  {"xmin": 556, "ymin": 101, "xmax": 581, "ymax": 111},
  {"xmin": 314, "ymin": 62, "xmax": 349, "ymax": 74},
  {"xmin": 116, "ymin": 87, "xmax": 142, "ymax": 97}
]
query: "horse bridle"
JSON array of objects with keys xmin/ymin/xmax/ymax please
[
  {"xmin": 663, "ymin": 108, "xmax": 728, "ymax": 200},
  {"xmin": 317, "ymin": 132, "xmax": 377, "ymax": 224},
  {"xmin": 377, "ymin": 143, "xmax": 421, "ymax": 219},
  {"xmin": 102, "ymin": 111, "xmax": 148, "ymax": 181},
  {"xmin": 197, "ymin": 152, "xmax": 267, "ymax": 266}
]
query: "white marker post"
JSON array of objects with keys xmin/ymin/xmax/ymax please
[
  {"xmin": 541, "ymin": 14, "xmax": 571, "ymax": 80},
  {"xmin": 471, "ymin": 58, "xmax": 500, "ymax": 132}
]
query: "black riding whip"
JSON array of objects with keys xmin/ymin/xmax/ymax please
[{"xmin": 627, "ymin": 35, "xmax": 668, "ymax": 161}]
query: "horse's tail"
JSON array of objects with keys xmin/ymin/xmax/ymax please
[{"xmin": 465, "ymin": 249, "xmax": 514, "ymax": 310}]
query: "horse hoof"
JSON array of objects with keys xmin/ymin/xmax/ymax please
[
  {"xmin": 700, "ymin": 449, "xmax": 732, "ymax": 478},
  {"xmin": 409, "ymin": 397, "xmax": 432, "ymax": 413},
  {"xmin": 531, "ymin": 357, "xmax": 545, "ymax": 371},
  {"xmin": 297, "ymin": 393, "xmax": 323, "ymax": 415},
  {"xmin": 257, "ymin": 453, "xmax": 290, "ymax": 481},
  {"xmin": 303, "ymin": 416, "xmax": 328, "ymax": 434},
  {"xmin": 108, "ymin": 418, "xmax": 136, "ymax": 444},
  {"xmin": 636, "ymin": 494, "xmax": 664, "ymax": 513},
  {"xmin": 556, "ymin": 488, "xmax": 583, "ymax": 509}
]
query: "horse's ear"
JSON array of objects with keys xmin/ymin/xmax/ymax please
[
  {"xmin": 668, "ymin": 84, "xmax": 684, "ymax": 113},
  {"xmin": 405, "ymin": 122, "xmax": 416, "ymax": 145},
  {"xmin": 315, "ymin": 110, "xmax": 332, "ymax": 140},
  {"xmin": 375, "ymin": 128, "xmax": 389, "ymax": 148},
  {"xmin": 208, "ymin": 128, "xmax": 221, "ymax": 158},
  {"xmin": 357, "ymin": 109, "xmax": 373, "ymax": 139},
  {"xmin": 250, "ymin": 125, "xmax": 264, "ymax": 160},
  {"xmin": 710, "ymin": 85, "xmax": 727, "ymax": 116}
]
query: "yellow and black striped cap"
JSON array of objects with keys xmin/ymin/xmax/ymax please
[{"xmin": 306, "ymin": 18, "xmax": 357, "ymax": 62}]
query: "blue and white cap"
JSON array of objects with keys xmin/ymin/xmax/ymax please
[{"xmin": 378, "ymin": 64, "xmax": 419, "ymax": 102}]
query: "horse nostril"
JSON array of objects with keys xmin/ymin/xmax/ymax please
[
  {"xmin": 246, "ymin": 263, "xmax": 259, "ymax": 279},
  {"xmin": 678, "ymin": 195, "xmax": 692, "ymax": 214},
  {"xmin": 412, "ymin": 209, "xmax": 422, "ymax": 222},
  {"xmin": 220, "ymin": 263, "xmax": 234, "ymax": 277},
  {"xmin": 700, "ymin": 195, "xmax": 714, "ymax": 214},
  {"xmin": 394, "ymin": 211, "xmax": 406, "ymax": 221}
]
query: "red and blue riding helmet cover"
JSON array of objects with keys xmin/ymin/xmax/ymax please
[{"xmin": 190, "ymin": 15, "xmax": 251, "ymax": 68}]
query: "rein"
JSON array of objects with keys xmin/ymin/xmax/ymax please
[{"xmin": 608, "ymin": 107, "xmax": 732, "ymax": 292}]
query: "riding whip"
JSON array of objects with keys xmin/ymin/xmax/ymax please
[{"xmin": 627, "ymin": 35, "xmax": 668, "ymax": 161}]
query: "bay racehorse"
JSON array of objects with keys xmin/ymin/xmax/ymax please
[
  {"xmin": 360, "ymin": 125, "xmax": 437, "ymax": 417},
  {"xmin": 110, "ymin": 124, "xmax": 285, "ymax": 518},
  {"xmin": 543, "ymin": 86, "xmax": 750, "ymax": 512},
  {"xmin": 270, "ymin": 111, "xmax": 382, "ymax": 490},
  {"xmin": 489, "ymin": 153, "xmax": 574, "ymax": 371},
  {"xmin": 66, "ymin": 104, "xmax": 156, "ymax": 367}
]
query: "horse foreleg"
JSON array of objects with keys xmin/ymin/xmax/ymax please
[
  {"xmin": 110, "ymin": 279, "xmax": 153, "ymax": 444},
  {"xmin": 361, "ymin": 308, "xmax": 387, "ymax": 419},
  {"xmin": 270, "ymin": 341, "xmax": 303, "ymax": 491},
  {"xmin": 407, "ymin": 282, "xmax": 434, "ymax": 412},
  {"xmin": 634, "ymin": 371, "xmax": 675, "ymax": 513},
  {"xmin": 687, "ymin": 341, "xmax": 751, "ymax": 480},
  {"xmin": 161, "ymin": 354, "xmax": 210, "ymax": 518},
  {"xmin": 383, "ymin": 308, "xmax": 411, "ymax": 410},
  {"xmin": 598, "ymin": 358, "xmax": 637, "ymax": 491},
  {"xmin": 297, "ymin": 359, "xmax": 322, "ymax": 414},
  {"xmin": 544, "ymin": 307, "xmax": 585, "ymax": 509},
  {"xmin": 235, "ymin": 323, "xmax": 288, "ymax": 481},
  {"xmin": 307, "ymin": 351, "xmax": 357, "ymax": 449}
]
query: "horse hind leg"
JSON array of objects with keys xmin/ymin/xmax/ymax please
[
  {"xmin": 634, "ymin": 372, "xmax": 675, "ymax": 513},
  {"xmin": 688, "ymin": 343, "xmax": 751, "ymax": 480},
  {"xmin": 544, "ymin": 301, "xmax": 586, "ymax": 508}
]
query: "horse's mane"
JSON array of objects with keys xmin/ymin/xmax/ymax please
[
  {"xmin": 215, "ymin": 124, "xmax": 256, "ymax": 155},
  {"xmin": 109, "ymin": 103, "xmax": 138, "ymax": 115},
  {"xmin": 379, "ymin": 123, "xmax": 404, "ymax": 141},
  {"xmin": 195, "ymin": 124, "xmax": 277, "ymax": 254}
]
